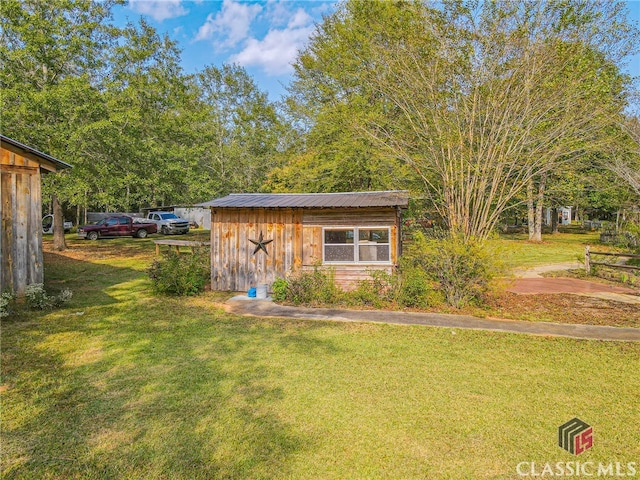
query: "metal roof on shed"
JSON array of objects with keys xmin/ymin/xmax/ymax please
[
  {"xmin": 197, "ymin": 191, "xmax": 409, "ymax": 209},
  {"xmin": 1, "ymin": 134, "xmax": 72, "ymax": 170}
]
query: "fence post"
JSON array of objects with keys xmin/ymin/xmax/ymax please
[{"xmin": 585, "ymin": 245, "xmax": 590, "ymax": 275}]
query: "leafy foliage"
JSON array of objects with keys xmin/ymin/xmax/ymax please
[
  {"xmin": 1, "ymin": 292, "xmax": 15, "ymax": 318},
  {"xmin": 404, "ymin": 232, "xmax": 507, "ymax": 308},
  {"xmin": 277, "ymin": 266, "xmax": 343, "ymax": 306},
  {"xmin": 271, "ymin": 277, "xmax": 288, "ymax": 303},
  {"xmin": 147, "ymin": 248, "xmax": 210, "ymax": 296},
  {"xmin": 24, "ymin": 284, "xmax": 73, "ymax": 310},
  {"xmin": 1, "ymin": 2, "xmax": 291, "ymax": 219},
  {"xmin": 290, "ymin": 0, "xmax": 638, "ymax": 239}
]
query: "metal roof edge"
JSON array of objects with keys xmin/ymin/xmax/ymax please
[{"xmin": 0, "ymin": 134, "xmax": 72, "ymax": 170}]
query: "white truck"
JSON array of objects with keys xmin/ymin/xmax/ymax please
[
  {"xmin": 42, "ymin": 214, "xmax": 73, "ymax": 234},
  {"xmin": 145, "ymin": 211, "xmax": 190, "ymax": 235}
]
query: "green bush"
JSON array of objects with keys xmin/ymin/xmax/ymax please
[
  {"xmin": 1, "ymin": 292, "xmax": 15, "ymax": 318},
  {"xmin": 283, "ymin": 266, "xmax": 342, "ymax": 306},
  {"xmin": 147, "ymin": 247, "xmax": 210, "ymax": 296},
  {"xmin": 405, "ymin": 232, "xmax": 505, "ymax": 308},
  {"xmin": 348, "ymin": 270, "xmax": 395, "ymax": 308},
  {"xmin": 24, "ymin": 283, "xmax": 73, "ymax": 310},
  {"xmin": 395, "ymin": 265, "xmax": 440, "ymax": 308},
  {"xmin": 271, "ymin": 277, "xmax": 288, "ymax": 302}
]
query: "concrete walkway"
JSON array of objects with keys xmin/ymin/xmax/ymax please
[
  {"xmin": 513, "ymin": 261, "xmax": 583, "ymax": 278},
  {"xmin": 226, "ymin": 297, "xmax": 640, "ymax": 342}
]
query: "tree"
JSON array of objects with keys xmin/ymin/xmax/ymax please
[
  {"xmin": 291, "ymin": 0, "xmax": 638, "ymax": 241},
  {"xmin": 195, "ymin": 64, "xmax": 289, "ymax": 197},
  {"xmin": 1, "ymin": 0, "xmax": 120, "ymax": 245},
  {"xmin": 607, "ymin": 117, "xmax": 640, "ymax": 195},
  {"xmin": 52, "ymin": 194, "xmax": 67, "ymax": 251}
]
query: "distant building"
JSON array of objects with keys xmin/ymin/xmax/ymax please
[{"xmin": 545, "ymin": 207, "xmax": 573, "ymax": 226}]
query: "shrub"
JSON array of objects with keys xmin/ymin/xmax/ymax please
[
  {"xmin": 284, "ymin": 266, "xmax": 342, "ymax": 306},
  {"xmin": 395, "ymin": 265, "xmax": 440, "ymax": 308},
  {"xmin": 406, "ymin": 232, "xmax": 506, "ymax": 308},
  {"xmin": 1, "ymin": 292, "xmax": 15, "ymax": 318},
  {"xmin": 348, "ymin": 270, "xmax": 395, "ymax": 308},
  {"xmin": 147, "ymin": 247, "xmax": 210, "ymax": 296},
  {"xmin": 271, "ymin": 277, "xmax": 288, "ymax": 302},
  {"xmin": 24, "ymin": 284, "xmax": 73, "ymax": 310}
]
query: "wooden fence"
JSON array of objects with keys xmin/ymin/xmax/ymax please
[{"xmin": 584, "ymin": 246, "xmax": 640, "ymax": 275}]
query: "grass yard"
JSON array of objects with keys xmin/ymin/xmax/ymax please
[
  {"xmin": 1, "ymin": 233, "xmax": 639, "ymax": 479},
  {"xmin": 492, "ymin": 231, "xmax": 602, "ymax": 268}
]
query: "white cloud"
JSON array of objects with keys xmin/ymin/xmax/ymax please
[
  {"xmin": 230, "ymin": 10, "xmax": 315, "ymax": 76},
  {"xmin": 194, "ymin": 0, "xmax": 262, "ymax": 47},
  {"xmin": 287, "ymin": 8, "xmax": 312, "ymax": 29},
  {"xmin": 264, "ymin": 0, "xmax": 293, "ymax": 27},
  {"xmin": 128, "ymin": 0, "xmax": 188, "ymax": 22}
]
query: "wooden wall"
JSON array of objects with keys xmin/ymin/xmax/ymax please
[
  {"xmin": 301, "ymin": 208, "xmax": 399, "ymax": 289},
  {"xmin": 1, "ymin": 146, "xmax": 44, "ymax": 295},
  {"xmin": 210, "ymin": 206, "xmax": 402, "ymax": 292},
  {"xmin": 210, "ymin": 208, "xmax": 303, "ymax": 291}
]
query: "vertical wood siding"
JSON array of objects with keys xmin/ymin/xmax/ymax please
[
  {"xmin": 209, "ymin": 206, "xmax": 401, "ymax": 292},
  {"xmin": 1, "ymin": 147, "xmax": 44, "ymax": 295},
  {"xmin": 210, "ymin": 208, "xmax": 303, "ymax": 291}
]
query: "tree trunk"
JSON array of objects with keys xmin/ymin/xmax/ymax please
[
  {"xmin": 527, "ymin": 178, "xmax": 535, "ymax": 239},
  {"xmin": 52, "ymin": 194, "xmax": 67, "ymax": 251},
  {"xmin": 551, "ymin": 207, "xmax": 559, "ymax": 234},
  {"xmin": 528, "ymin": 174, "xmax": 546, "ymax": 242}
]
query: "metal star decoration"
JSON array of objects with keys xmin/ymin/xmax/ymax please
[{"xmin": 249, "ymin": 231, "xmax": 273, "ymax": 256}]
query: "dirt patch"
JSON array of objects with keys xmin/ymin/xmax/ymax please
[{"xmin": 482, "ymin": 292, "xmax": 640, "ymax": 328}]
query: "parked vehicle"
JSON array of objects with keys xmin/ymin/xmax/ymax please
[
  {"xmin": 42, "ymin": 214, "xmax": 73, "ymax": 234},
  {"xmin": 77, "ymin": 216, "xmax": 157, "ymax": 240},
  {"xmin": 146, "ymin": 211, "xmax": 190, "ymax": 235}
]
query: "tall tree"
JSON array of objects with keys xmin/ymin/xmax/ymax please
[
  {"xmin": 290, "ymin": 0, "xmax": 638, "ymax": 241},
  {"xmin": 1, "ymin": 0, "xmax": 120, "ymax": 245},
  {"xmin": 195, "ymin": 64, "xmax": 288, "ymax": 198}
]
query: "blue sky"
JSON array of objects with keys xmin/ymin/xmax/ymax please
[
  {"xmin": 114, "ymin": 1, "xmax": 336, "ymax": 100},
  {"xmin": 114, "ymin": 0, "xmax": 640, "ymax": 102}
]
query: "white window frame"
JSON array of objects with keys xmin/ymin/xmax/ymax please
[{"xmin": 322, "ymin": 226, "xmax": 392, "ymax": 264}]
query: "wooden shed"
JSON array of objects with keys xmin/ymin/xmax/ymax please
[
  {"xmin": 1, "ymin": 135, "xmax": 71, "ymax": 296},
  {"xmin": 200, "ymin": 191, "xmax": 409, "ymax": 292}
]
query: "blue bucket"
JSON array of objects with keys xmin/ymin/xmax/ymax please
[{"xmin": 248, "ymin": 287, "xmax": 256, "ymax": 298}]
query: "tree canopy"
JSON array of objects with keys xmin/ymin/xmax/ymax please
[
  {"xmin": 1, "ymin": 0, "xmax": 289, "ymax": 217},
  {"xmin": 287, "ymin": 0, "xmax": 639, "ymax": 239}
]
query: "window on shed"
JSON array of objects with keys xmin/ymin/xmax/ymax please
[
  {"xmin": 324, "ymin": 228, "xmax": 355, "ymax": 262},
  {"xmin": 323, "ymin": 227, "xmax": 391, "ymax": 263},
  {"xmin": 358, "ymin": 228, "xmax": 390, "ymax": 262}
]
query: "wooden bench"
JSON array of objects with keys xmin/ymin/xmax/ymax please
[{"xmin": 153, "ymin": 239, "xmax": 210, "ymax": 255}]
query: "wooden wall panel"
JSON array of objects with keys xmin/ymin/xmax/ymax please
[
  {"xmin": 0, "ymin": 171, "xmax": 12, "ymax": 293},
  {"xmin": 301, "ymin": 226, "xmax": 322, "ymax": 265},
  {"xmin": 210, "ymin": 208, "xmax": 303, "ymax": 291},
  {"xmin": 302, "ymin": 208, "xmax": 396, "ymax": 226},
  {"xmin": 0, "ymin": 162, "xmax": 43, "ymax": 295},
  {"xmin": 28, "ymin": 171, "xmax": 43, "ymax": 286},
  {"xmin": 301, "ymin": 264, "xmax": 394, "ymax": 290}
]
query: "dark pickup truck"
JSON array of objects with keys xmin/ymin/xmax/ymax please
[{"xmin": 77, "ymin": 216, "xmax": 157, "ymax": 240}]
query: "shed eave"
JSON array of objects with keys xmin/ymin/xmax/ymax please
[{"xmin": 0, "ymin": 134, "xmax": 72, "ymax": 170}]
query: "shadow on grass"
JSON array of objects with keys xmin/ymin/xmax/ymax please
[{"xmin": 2, "ymin": 247, "xmax": 337, "ymax": 479}]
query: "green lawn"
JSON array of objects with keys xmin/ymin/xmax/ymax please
[
  {"xmin": 1, "ymin": 234, "xmax": 638, "ymax": 479},
  {"xmin": 493, "ymin": 232, "xmax": 603, "ymax": 268}
]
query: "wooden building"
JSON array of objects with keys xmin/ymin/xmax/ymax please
[
  {"xmin": 1, "ymin": 135, "xmax": 71, "ymax": 295},
  {"xmin": 200, "ymin": 191, "xmax": 409, "ymax": 291}
]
